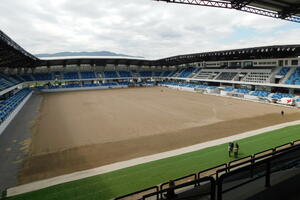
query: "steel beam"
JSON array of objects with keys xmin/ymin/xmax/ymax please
[{"xmin": 154, "ymin": 0, "xmax": 300, "ymax": 23}]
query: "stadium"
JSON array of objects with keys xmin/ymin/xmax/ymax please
[{"xmin": 1, "ymin": 0, "xmax": 300, "ymax": 200}]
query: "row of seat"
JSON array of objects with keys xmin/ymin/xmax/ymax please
[
  {"xmin": 251, "ymin": 90, "xmax": 270, "ymax": 97},
  {"xmin": 271, "ymin": 93, "xmax": 295, "ymax": 99},
  {"xmin": 0, "ymin": 88, "xmax": 31, "ymax": 123},
  {"xmin": 0, "ymin": 73, "xmax": 22, "ymax": 92},
  {"xmin": 285, "ymin": 68, "xmax": 300, "ymax": 85},
  {"xmin": 163, "ymin": 82, "xmax": 299, "ymax": 100},
  {"xmin": 179, "ymin": 67, "xmax": 196, "ymax": 78},
  {"xmin": 236, "ymin": 89, "xmax": 250, "ymax": 94},
  {"xmin": 2, "ymin": 67, "xmax": 300, "ymax": 90},
  {"xmin": 277, "ymin": 67, "xmax": 290, "ymax": 76},
  {"xmin": 19, "ymin": 71, "xmax": 175, "ymax": 81},
  {"xmin": 224, "ymin": 88, "xmax": 234, "ymax": 92}
]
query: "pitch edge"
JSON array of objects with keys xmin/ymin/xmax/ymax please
[{"xmin": 7, "ymin": 119, "xmax": 300, "ymax": 197}]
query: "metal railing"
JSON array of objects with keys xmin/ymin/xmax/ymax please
[
  {"xmin": 144, "ymin": 177, "xmax": 216, "ymax": 200},
  {"xmin": 114, "ymin": 140, "xmax": 300, "ymax": 200},
  {"xmin": 216, "ymin": 144, "xmax": 300, "ymax": 200}
]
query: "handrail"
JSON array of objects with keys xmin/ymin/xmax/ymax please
[
  {"xmin": 160, "ymin": 173, "xmax": 197, "ymax": 191},
  {"xmin": 274, "ymin": 142, "xmax": 293, "ymax": 151},
  {"xmin": 114, "ymin": 185, "xmax": 159, "ymax": 200},
  {"xmin": 216, "ymin": 144, "xmax": 300, "ymax": 200},
  {"xmin": 253, "ymin": 147, "xmax": 274, "ymax": 158},
  {"xmin": 227, "ymin": 155, "xmax": 253, "ymax": 171},
  {"xmin": 114, "ymin": 140, "xmax": 300, "ymax": 200},
  {"xmin": 143, "ymin": 177, "xmax": 216, "ymax": 200},
  {"xmin": 198, "ymin": 163, "xmax": 227, "ymax": 180},
  {"xmin": 292, "ymin": 139, "xmax": 300, "ymax": 145}
]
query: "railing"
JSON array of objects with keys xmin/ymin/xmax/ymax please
[
  {"xmin": 114, "ymin": 140, "xmax": 300, "ymax": 200},
  {"xmin": 114, "ymin": 186, "xmax": 159, "ymax": 200},
  {"xmin": 143, "ymin": 177, "xmax": 215, "ymax": 200},
  {"xmin": 160, "ymin": 173, "xmax": 197, "ymax": 191},
  {"xmin": 216, "ymin": 144, "xmax": 300, "ymax": 200},
  {"xmin": 198, "ymin": 164, "xmax": 227, "ymax": 180}
]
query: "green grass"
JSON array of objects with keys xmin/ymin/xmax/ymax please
[{"xmin": 7, "ymin": 125, "xmax": 300, "ymax": 200}]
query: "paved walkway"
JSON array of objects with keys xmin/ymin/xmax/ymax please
[
  {"xmin": 7, "ymin": 119, "xmax": 300, "ymax": 197},
  {"xmin": 0, "ymin": 94, "xmax": 42, "ymax": 193}
]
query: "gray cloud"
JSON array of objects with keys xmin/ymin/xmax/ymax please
[{"xmin": 0, "ymin": 0, "xmax": 298, "ymax": 59}]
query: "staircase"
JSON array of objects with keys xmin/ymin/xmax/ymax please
[{"xmin": 268, "ymin": 67, "xmax": 283, "ymax": 83}]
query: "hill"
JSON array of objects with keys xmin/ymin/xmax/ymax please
[{"xmin": 35, "ymin": 51, "xmax": 143, "ymax": 58}]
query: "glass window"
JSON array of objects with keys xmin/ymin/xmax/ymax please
[
  {"xmin": 291, "ymin": 60, "xmax": 299, "ymax": 66},
  {"xmin": 285, "ymin": 60, "xmax": 289, "ymax": 65}
]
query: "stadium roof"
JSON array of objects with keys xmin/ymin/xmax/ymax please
[
  {"xmin": 155, "ymin": 0, "xmax": 300, "ymax": 23},
  {"xmin": 0, "ymin": 30, "xmax": 39, "ymax": 68},
  {"xmin": 157, "ymin": 45, "xmax": 300, "ymax": 66},
  {"xmin": 39, "ymin": 45, "xmax": 300, "ymax": 67},
  {"xmin": 1, "ymin": 31, "xmax": 300, "ymax": 68}
]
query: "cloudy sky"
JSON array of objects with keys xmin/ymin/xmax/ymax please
[{"xmin": 0, "ymin": 0, "xmax": 299, "ymax": 59}]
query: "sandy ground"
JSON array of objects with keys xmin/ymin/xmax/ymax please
[{"xmin": 19, "ymin": 87, "xmax": 300, "ymax": 184}]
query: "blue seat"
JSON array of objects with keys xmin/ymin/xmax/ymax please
[
  {"xmin": 63, "ymin": 72, "xmax": 79, "ymax": 80},
  {"xmin": 179, "ymin": 67, "xmax": 196, "ymax": 78},
  {"xmin": 104, "ymin": 71, "xmax": 118, "ymax": 78},
  {"xmin": 81, "ymin": 72, "xmax": 96, "ymax": 79},
  {"xmin": 119, "ymin": 71, "xmax": 132, "ymax": 78}
]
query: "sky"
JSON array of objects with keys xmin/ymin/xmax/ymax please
[{"xmin": 0, "ymin": 0, "xmax": 299, "ymax": 59}]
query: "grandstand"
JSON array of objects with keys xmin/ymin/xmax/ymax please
[{"xmin": 0, "ymin": 2, "xmax": 300, "ymax": 197}]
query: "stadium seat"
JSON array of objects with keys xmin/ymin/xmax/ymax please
[
  {"xmin": 251, "ymin": 90, "xmax": 270, "ymax": 97},
  {"xmin": 32, "ymin": 73, "xmax": 53, "ymax": 81},
  {"xmin": 118, "ymin": 71, "xmax": 132, "ymax": 78},
  {"xmin": 277, "ymin": 67, "xmax": 290, "ymax": 76},
  {"xmin": 0, "ymin": 88, "xmax": 31, "ymax": 123},
  {"xmin": 178, "ymin": 67, "xmax": 196, "ymax": 78},
  {"xmin": 139, "ymin": 71, "xmax": 153, "ymax": 77},
  {"xmin": 271, "ymin": 93, "xmax": 295, "ymax": 99},
  {"xmin": 104, "ymin": 71, "xmax": 119, "ymax": 78},
  {"xmin": 285, "ymin": 68, "xmax": 300, "ymax": 85},
  {"xmin": 236, "ymin": 89, "xmax": 250, "ymax": 94},
  {"xmin": 81, "ymin": 72, "xmax": 96, "ymax": 79}
]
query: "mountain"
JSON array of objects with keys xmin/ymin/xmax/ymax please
[{"xmin": 35, "ymin": 51, "xmax": 143, "ymax": 58}]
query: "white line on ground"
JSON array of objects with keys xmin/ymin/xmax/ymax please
[{"xmin": 7, "ymin": 119, "xmax": 300, "ymax": 197}]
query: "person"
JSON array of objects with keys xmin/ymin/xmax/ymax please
[
  {"xmin": 165, "ymin": 180, "xmax": 177, "ymax": 199},
  {"xmin": 281, "ymin": 110, "xmax": 284, "ymax": 117},
  {"xmin": 228, "ymin": 142, "xmax": 234, "ymax": 157},
  {"xmin": 233, "ymin": 143, "xmax": 239, "ymax": 159}
]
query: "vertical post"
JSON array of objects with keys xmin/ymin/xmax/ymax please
[
  {"xmin": 197, "ymin": 172, "xmax": 201, "ymax": 186},
  {"xmin": 211, "ymin": 178, "xmax": 216, "ymax": 200},
  {"xmin": 217, "ymin": 178, "xmax": 223, "ymax": 200},
  {"xmin": 156, "ymin": 186, "xmax": 159, "ymax": 200},
  {"xmin": 250, "ymin": 155, "xmax": 254, "ymax": 178},
  {"xmin": 265, "ymin": 161, "xmax": 271, "ymax": 187}
]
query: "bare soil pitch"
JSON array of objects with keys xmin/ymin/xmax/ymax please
[{"xmin": 19, "ymin": 87, "xmax": 300, "ymax": 184}]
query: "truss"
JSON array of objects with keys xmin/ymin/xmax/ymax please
[{"xmin": 154, "ymin": 0, "xmax": 300, "ymax": 23}]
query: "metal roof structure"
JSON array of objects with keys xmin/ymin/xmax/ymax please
[
  {"xmin": 0, "ymin": 30, "xmax": 39, "ymax": 68},
  {"xmin": 154, "ymin": 0, "xmax": 300, "ymax": 23},
  {"xmin": 157, "ymin": 45, "xmax": 300, "ymax": 66}
]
